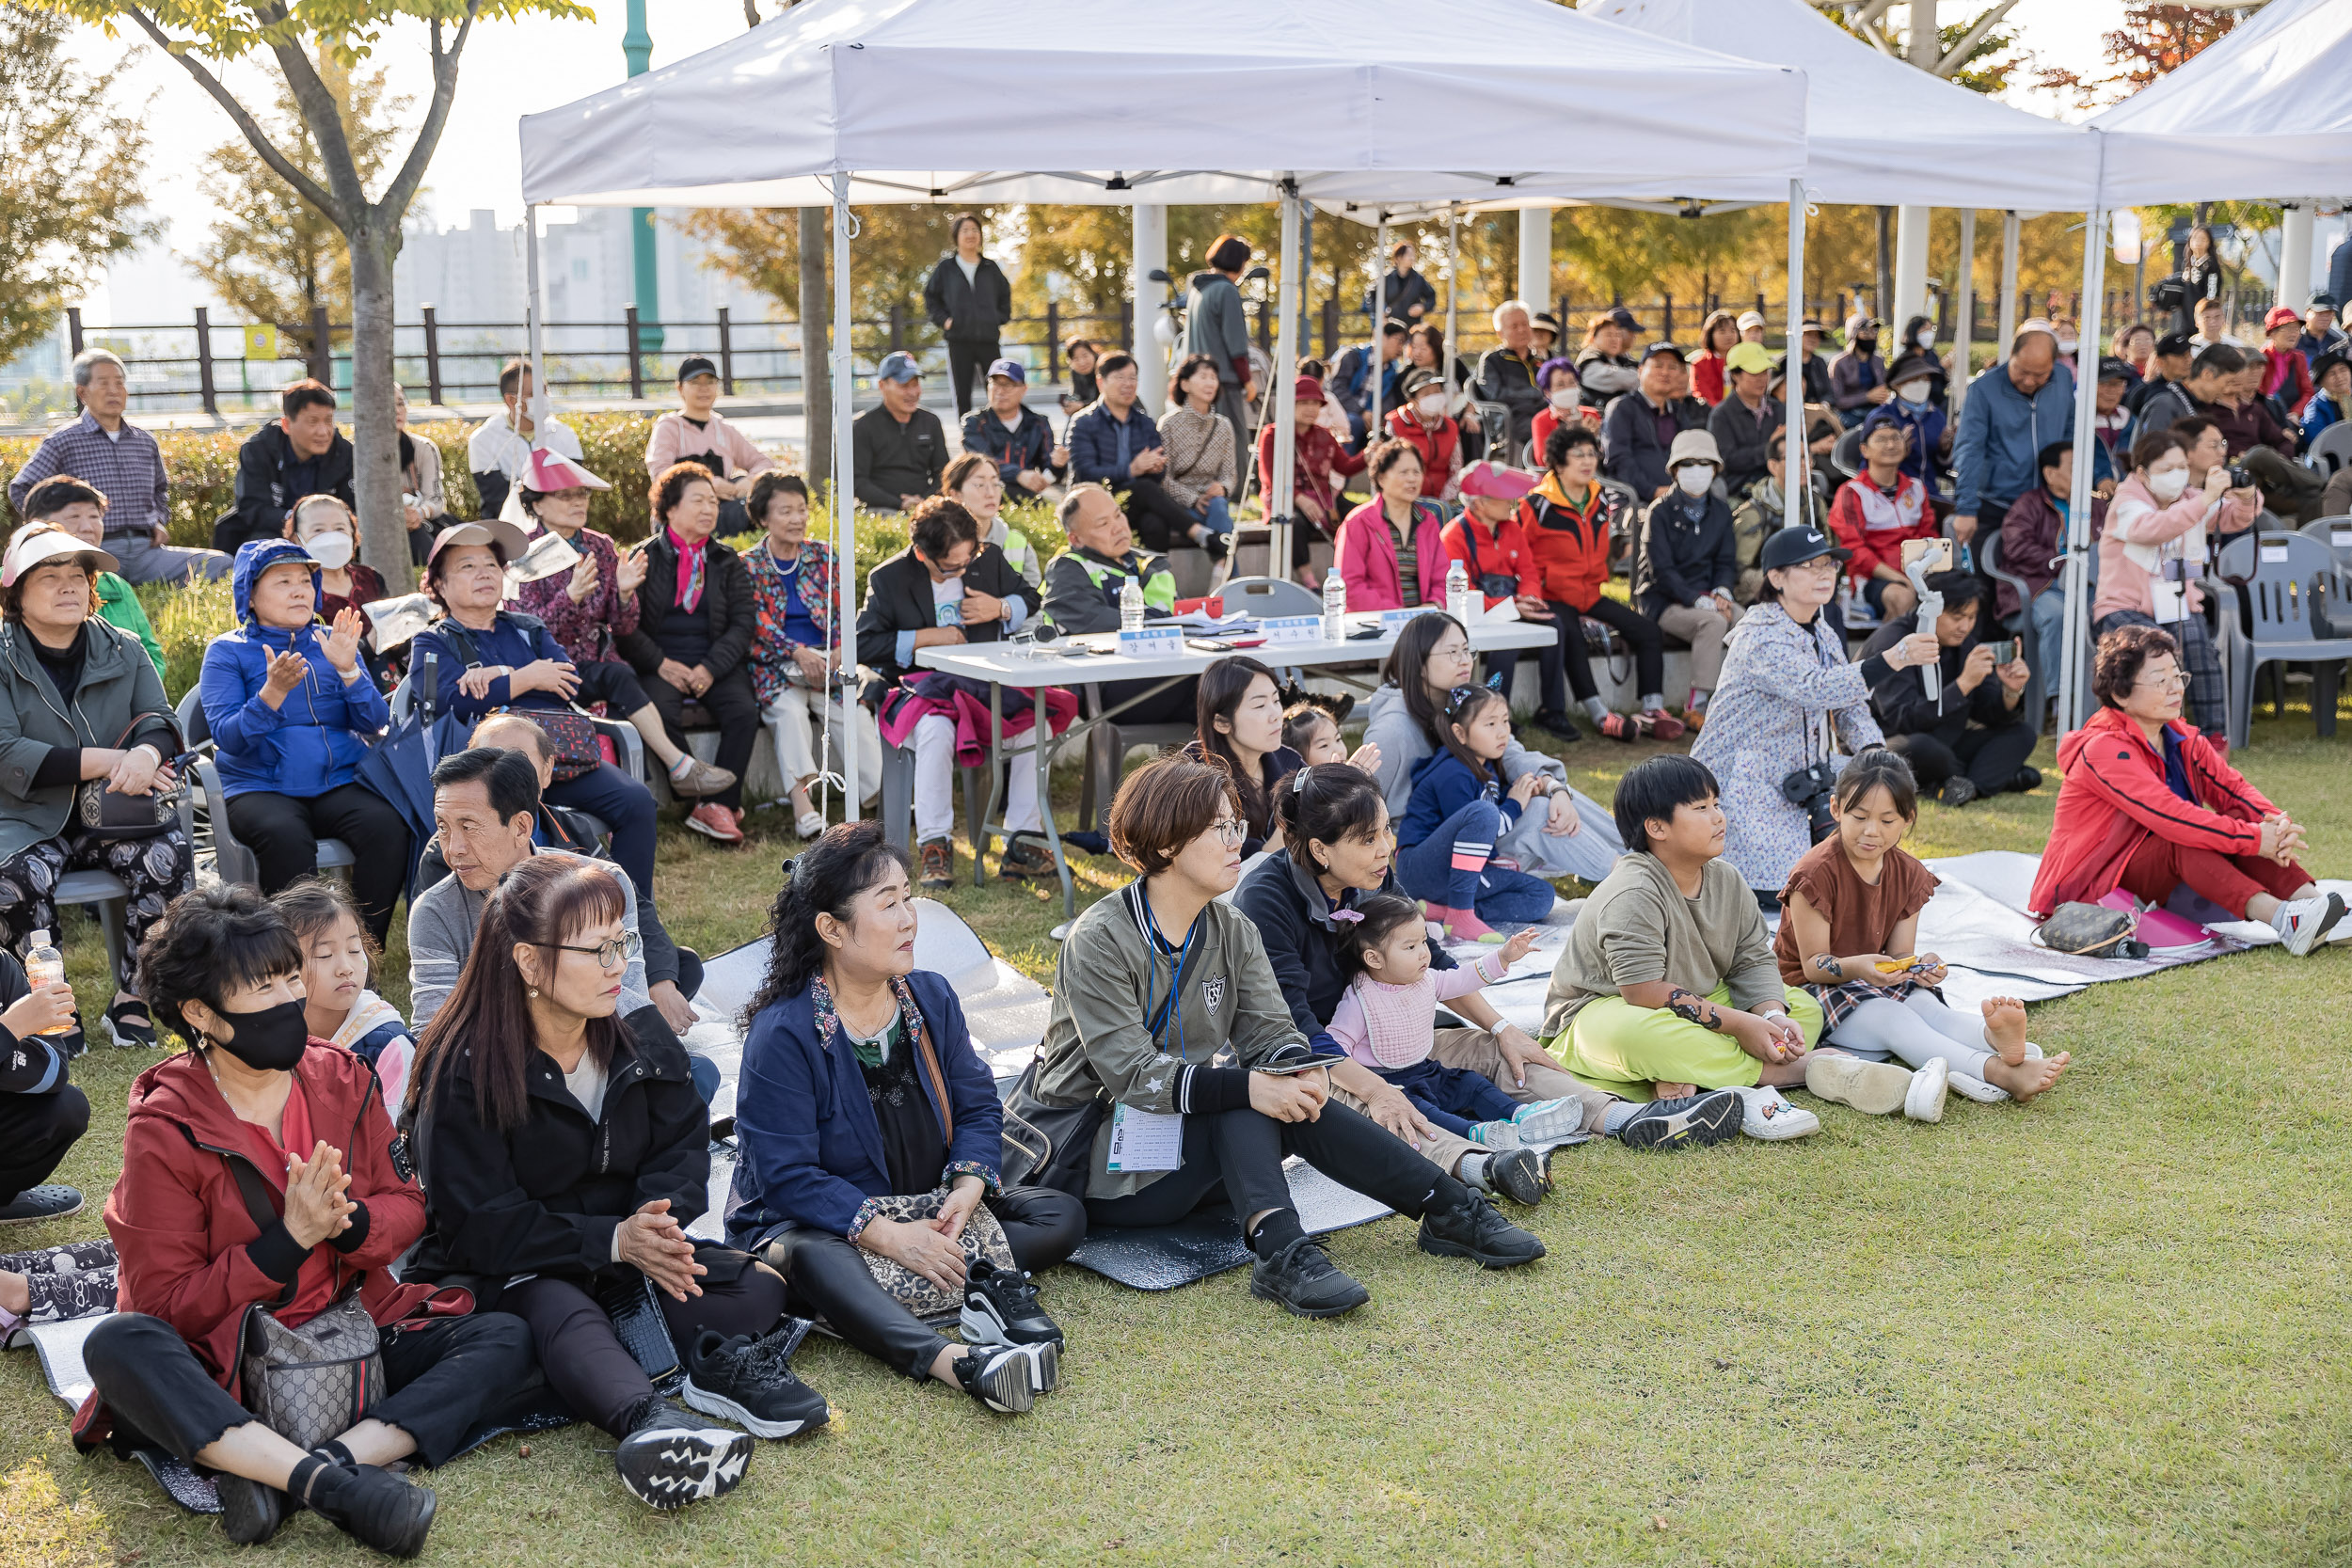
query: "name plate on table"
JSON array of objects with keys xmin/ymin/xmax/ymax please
[
  {"xmin": 1116, "ymin": 626, "xmax": 1184, "ymax": 657},
  {"xmin": 2261, "ymin": 543, "xmax": 2291, "ymax": 565},
  {"xmin": 1379, "ymin": 608, "xmax": 1438, "ymax": 634},
  {"xmin": 1261, "ymin": 616, "xmax": 1324, "ymax": 645}
]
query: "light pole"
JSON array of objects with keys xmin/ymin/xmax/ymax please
[{"xmin": 624, "ymin": 0, "xmax": 664, "ymax": 354}]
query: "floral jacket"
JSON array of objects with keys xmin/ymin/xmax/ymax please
[
  {"xmin": 743, "ymin": 536, "xmax": 838, "ymax": 707},
  {"xmin": 510, "ymin": 526, "xmax": 639, "ymax": 666}
]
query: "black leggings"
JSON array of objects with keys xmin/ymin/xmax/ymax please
[
  {"xmin": 0, "ymin": 1084, "xmax": 87, "ymax": 1202},
  {"xmin": 503, "ymin": 1264, "xmax": 789, "ymax": 1437},
  {"xmin": 946, "ymin": 340, "xmax": 1000, "ymax": 420},
  {"xmin": 84, "ymin": 1309, "xmax": 535, "ymax": 1469},
  {"xmin": 1886, "ymin": 718, "xmax": 2039, "ymax": 795},
  {"xmin": 1083, "ymin": 1103, "xmax": 1450, "ymax": 1233},
  {"xmin": 1545, "ymin": 596, "xmax": 1663, "ymax": 708},
  {"xmin": 222, "ymin": 784, "xmax": 411, "ymax": 943},
  {"xmin": 643, "ymin": 664, "xmax": 760, "ymax": 811},
  {"xmin": 757, "ymin": 1186, "xmax": 1085, "ymax": 1382},
  {"xmin": 1115, "ymin": 477, "xmax": 1208, "ymax": 556},
  {"xmin": 570, "ymin": 659, "xmax": 654, "ymax": 719}
]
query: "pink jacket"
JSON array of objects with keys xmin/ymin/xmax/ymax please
[
  {"xmin": 2093, "ymin": 471, "xmax": 2259, "ymax": 623},
  {"xmin": 1330, "ymin": 952, "xmax": 1507, "ymax": 1070},
  {"xmin": 645, "ymin": 409, "xmax": 775, "ymax": 482},
  {"xmin": 1336, "ymin": 498, "xmax": 1448, "ymax": 611}
]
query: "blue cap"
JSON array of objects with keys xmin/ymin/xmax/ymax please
[
  {"xmin": 987, "ymin": 357, "xmax": 1026, "ymax": 384},
  {"xmin": 877, "ymin": 351, "xmax": 921, "ymax": 384}
]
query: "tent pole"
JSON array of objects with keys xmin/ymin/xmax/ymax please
[
  {"xmin": 1787, "ymin": 179, "xmax": 1808, "ymax": 530},
  {"xmin": 2278, "ymin": 201, "xmax": 2313, "ymax": 309},
  {"xmin": 1270, "ymin": 182, "xmax": 1301, "ymax": 580},
  {"xmin": 526, "ymin": 204, "xmax": 545, "ymax": 425},
  {"xmin": 1950, "ymin": 208, "xmax": 1976, "ymax": 418},
  {"xmin": 2057, "ymin": 206, "xmax": 2107, "ymax": 736},
  {"xmin": 1370, "ymin": 215, "xmax": 1388, "ymax": 454},
  {"xmin": 1996, "ymin": 211, "xmax": 2020, "ymax": 364},
  {"xmin": 1443, "ymin": 205, "xmax": 1459, "ymax": 411},
  {"xmin": 831, "ymin": 171, "xmax": 859, "ymax": 822}
]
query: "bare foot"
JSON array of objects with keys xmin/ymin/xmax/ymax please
[
  {"xmin": 1651, "ymin": 1081, "xmax": 1698, "ymax": 1101},
  {"xmin": 1983, "ymin": 1050, "xmax": 2070, "ymax": 1102},
  {"xmin": 1980, "ymin": 997, "xmax": 2029, "ymax": 1066}
]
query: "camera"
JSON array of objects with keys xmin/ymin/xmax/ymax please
[
  {"xmin": 2225, "ymin": 462, "xmax": 2258, "ymax": 490},
  {"xmin": 1781, "ymin": 760, "xmax": 1838, "ymax": 844}
]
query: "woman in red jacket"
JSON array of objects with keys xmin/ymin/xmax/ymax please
[
  {"xmin": 1382, "ymin": 368, "xmax": 1463, "ymax": 501},
  {"xmin": 1515, "ymin": 423, "xmax": 1667, "ymax": 742},
  {"xmin": 75, "ymin": 885, "xmax": 533, "ymax": 1554},
  {"xmin": 1438, "ymin": 461, "xmax": 1555, "ymax": 700},
  {"xmin": 2030, "ymin": 625, "xmax": 2344, "ymax": 952},
  {"xmin": 1335, "ymin": 440, "xmax": 1447, "ymax": 611}
]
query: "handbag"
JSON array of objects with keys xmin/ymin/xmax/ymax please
[
  {"xmin": 854, "ymin": 1187, "xmax": 1016, "ymax": 1322},
  {"xmin": 998, "ymin": 1059, "xmax": 1104, "ymax": 1196},
  {"xmin": 2035, "ymin": 901, "xmax": 2149, "ymax": 960},
  {"xmin": 74, "ymin": 717, "xmax": 185, "ymax": 839},
  {"xmin": 225, "ymin": 1160, "xmax": 384, "ymax": 1452}
]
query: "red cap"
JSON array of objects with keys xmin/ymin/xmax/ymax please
[
  {"xmin": 2265, "ymin": 304, "xmax": 2304, "ymax": 331},
  {"xmin": 1291, "ymin": 374, "xmax": 1326, "ymax": 404},
  {"xmin": 1457, "ymin": 461, "xmax": 1536, "ymax": 502}
]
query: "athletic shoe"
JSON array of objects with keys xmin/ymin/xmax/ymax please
[
  {"xmin": 215, "ymin": 1474, "xmax": 283, "ymax": 1545},
  {"xmin": 685, "ymin": 801, "xmax": 745, "ymax": 844},
  {"xmin": 1597, "ymin": 712, "xmax": 1640, "ymax": 742},
  {"xmin": 2010, "ymin": 765, "xmax": 2043, "ymax": 793},
  {"xmin": 1729, "ymin": 1085, "xmax": 1820, "ymax": 1141},
  {"xmin": 1425, "ymin": 903, "xmax": 1500, "ymax": 942},
  {"xmin": 1947, "ymin": 1070, "xmax": 2009, "ymax": 1104},
  {"xmin": 1417, "ymin": 1188, "xmax": 1545, "ymax": 1269},
  {"xmin": 1248, "ymin": 1235, "xmax": 1371, "ymax": 1318},
  {"xmin": 1939, "ymin": 776, "xmax": 1979, "ymax": 807},
  {"xmin": 1804, "ymin": 1053, "xmax": 1912, "ymax": 1115},
  {"xmin": 1641, "ymin": 709, "xmax": 1686, "ymax": 740},
  {"xmin": 2273, "ymin": 891, "xmax": 2348, "ymax": 956},
  {"xmin": 0, "ymin": 1184, "xmax": 83, "ymax": 1227},
  {"xmin": 918, "ymin": 839, "xmax": 954, "ymax": 890},
  {"xmin": 1201, "ymin": 531, "xmax": 1231, "ymax": 562},
  {"xmin": 1058, "ymin": 830, "xmax": 1111, "ymax": 857},
  {"xmin": 1679, "ymin": 706, "xmax": 1708, "ymax": 734},
  {"xmin": 1903, "ymin": 1056, "xmax": 1950, "ymax": 1123},
  {"xmin": 1533, "ymin": 709, "xmax": 1582, "ymax": 742},
  {"xmin": 681, "ymin": 1325, "xmax": 830, "ymax": 1440},
  {"xmin": 961, "ymin": 1259, "xmax": 1063, "ymax": 1348},
  {"xmin": 612, "ymin": 1396, "xmax": 754, "ymax": 1509},
  {"xmin": 950, "ymin": 1342, "xmax": 1038, "ymax": 1413},
  {"xmin": 1465, "ymin": 1098, "xmax": 1582, "ymax": 1148},
  {"xmin": 1467, "ymin": 1146, "xmax": 1546, "ymax": 1205},
  {"xmin": 1614, "ymin": 1089, "xmax": 1742, "ymax": 1150},
  {"xmin": 999, "ymin": 836, "xmax": 1058, "ymax": 880},
  {"xmin": 104, "ymin": 999, "xmax": 155, "ymax": 1051},
  {"xmin": 295, "ymin": 1461, "xmax": 437, "ymax": 1557},
  {"xmin": 668, "ymin": 756, "xmax": 739, "ymax": 799}
]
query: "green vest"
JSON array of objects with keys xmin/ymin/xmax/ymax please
[{"xmin": 1068, "ymin": 550, "xmax": 1177, "ymax": 615}]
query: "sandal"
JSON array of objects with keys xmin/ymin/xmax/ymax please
[{"xmin": 105, "ymin": 998, "xmax": 155, "ymax": 1052}]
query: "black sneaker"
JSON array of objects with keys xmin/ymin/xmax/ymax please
[
  {"xmin": 1939, "ymin": 775, "xmax": 1979, "ymax": 807},
  {"xmin": 1248, "ymin": 1235, "xmax": 1371, "ymax": 1318},
  {"xmin": 613, "ymin": 1396, "xmax": 754, "ymax": 1509},
  {"xmin": 1615, "ymin": 1088, "xmax": 1743, "ymax": 1151},
  {"xmin": 1473, "ymin": 1146, "xmax": 1546, "ymax": 1205},
  {"xmin": 296, "ymin": 1462, "xmax": 436, "ymax": 1558},
  {"xmin": 682, "ymin": 1324, "xmax": 830, "ymax": 1439},
  {"xmin": 0, "ymin": 1185, "xmax": 82, "ymax": 1227},
  {"xmin": 2010, "ymin": 765, "xmax": 2042, "ymax": 793},
  {"xmin": 950, "ymin": 1342, "xmax": 1038, "ymax": 1414},
  {"xmin": 105, "ymin": 999, "xmax": 156, "ymax": 1051},
  {"xmin": 1534, "ymin": 709, "xmax": 1583, "ymax": 742},
  {"xmin": 961, "ymin": 1259, "xmax": 1062, "ymax": 1346},
  {"xmin": 1417, "ymin": 1189, "xmax": 1546, "ymax": 1269},
  {"xmin": 215, "ymin": 1474, "xmax": 283, "ymax": 1545},
  {"xmin": 1201, "ymin": 531, "xmax": 1231, "ymax": 562}
]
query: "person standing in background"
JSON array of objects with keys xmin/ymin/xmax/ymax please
[
  {"xmin": 1184, "ymin": 235, "xmax": 1259, "ymax": 491},
  {"xmin": 922, "ymin": 214, "xmax": 1013, "ymax": 420}
]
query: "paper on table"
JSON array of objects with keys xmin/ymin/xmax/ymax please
[{"xmin": 1105, "ymin": 1104, "xmax": 1184, "ymax": 1171}]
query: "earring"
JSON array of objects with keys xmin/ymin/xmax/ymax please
[{"xmin": 527, "ymin": 986, "xmax": 539, "ymax": 999}]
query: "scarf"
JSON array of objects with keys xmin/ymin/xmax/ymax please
[
  {"xmin": 668, "ymin": 526, "xmax": 707, "ymax": 615},
  {"xmin": 812, "ymin": 971, "xmax": 925, "ymax": 1070}
]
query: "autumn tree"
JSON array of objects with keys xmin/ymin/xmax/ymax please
[
  {"xmin": 0, "ymin": 4, "xmax": 152, "ymax": 366},
  {"xmin": 34, "ymin": 0, "xmax": 587, "ymax": 588}
]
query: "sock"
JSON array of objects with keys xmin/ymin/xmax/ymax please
[
  {"xmin": 1640, "ymin": 692, "xmax": 1666, "ymax": 713},
  {"xmin": 1426, "ymin": 1173, "xmax": 1469, "ymax": 1212},
  {"xmin": 1457, "ymin": 1150, "xmax": 1490, "ymax": 1190},
  {"xmin": 311, "ymin": 1440, "xmax": 358, "ymax": 1473},
  {"xmin": 1248, "ymin": 1208, "xmax": 1306, "ymax": 1259},
  {"xmin": 668, "ymin": 753, "xmax": 693, "ymax": 778},
  {"xmin": 1601, "ymin": 1101, "xmax": 1640, "ymax": 1133},
  {"xmin": 1581, "ymin": 696, "xmax": 1612, "ymax": 724}
]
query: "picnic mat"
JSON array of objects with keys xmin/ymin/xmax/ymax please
[{"xmin": 1063, "ymin": 1158, "xmax": 1395, "ymax": 1291}]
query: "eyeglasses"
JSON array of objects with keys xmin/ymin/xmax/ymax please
[
  {"xmin": 1209, "ymin": 816, "xmax": 1248, "ymax": 847},
  {"xmin": 546, "ymin": 930, "xmax": 643, "ymax": 969},
  {"xmin": 2135, "ymin": 671, "xmax": 2191, "ymax": 690}
]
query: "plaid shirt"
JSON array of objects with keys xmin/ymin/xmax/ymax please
[{"xmin": 7, "ymin": 412, "xmax": 170, "ymax": 536}]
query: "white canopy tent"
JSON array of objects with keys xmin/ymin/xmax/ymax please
[{"xmin": 517, "ymin": 0, "xmax": 1809, "ymax": 819}]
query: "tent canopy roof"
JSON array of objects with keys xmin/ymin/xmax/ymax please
[
  {"xmin": 2090, "ymin": 0, "xmax": 2352, "ymax": 206},
  {"xmin": 1583, "ymin": 0, "xmax": 2098, "ymax": 210},
  {"xmin": 517, "ymin": 0, "xmax": 1807, "ymax": 210}
]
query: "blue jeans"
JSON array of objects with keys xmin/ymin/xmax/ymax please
[
  {"xmin": 1375, "ymin": 1056, "xmax": 1521, "ymax": 1138},
  {"xmin": 1394, "ymin": 798, "xmax": 1558, "ymax": 920},
  {"xmin": 2029, "ymin": 585, "xmax": 2066, "ymax": 673},
  {"xmin": 1199, "ymin": 495, "xmax": 1233, "ymax": 534}
]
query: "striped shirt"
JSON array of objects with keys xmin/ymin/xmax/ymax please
[{"xmin": 7, "ymin": 412, "xmax": 169, "ymax": 537}]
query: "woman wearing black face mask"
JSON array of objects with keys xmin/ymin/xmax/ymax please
[{"xmin": 73, "ymin": 885, "xmax": 536, "ymax": 1556}]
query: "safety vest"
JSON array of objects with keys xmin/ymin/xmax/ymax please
[{"xmin": 1063, "ymin": 549, "xmax": 1177, "ymax": 621}]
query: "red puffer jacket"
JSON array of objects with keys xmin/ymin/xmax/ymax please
[
  {"xmin": 1515, "ymin": 474, "xmax": 1613, "ymax": 612},
  {"xmin": 2028, "ymin": 706, "xmax": 2275, "ymax": 918},
  {"xmin": 73, "ymin": 1043, "xmax": 464, "ymax": 1448}
]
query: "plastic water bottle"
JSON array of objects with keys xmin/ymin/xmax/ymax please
[
  {"xmin": 23, "ymin": 930, "xmax": 70, "ymax": 1036},
  {"xmin": 1446, "ymin": 557, "xmax": 1473, "ymax": 626},
  {"xmin": 1119, "ymin": 574, "xmax": 1146, "ymax": 635},
  {"xmin": 1322, "ymin": 569, "xmax": 1348, "ymax": 642}
]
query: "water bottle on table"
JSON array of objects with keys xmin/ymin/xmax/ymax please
[
  {"xmin": 1119, "ymin": 574, "xmax": 1146, "ymax": 635},
  {"xmin": 1446, "ymin": 558, "xmax": 1472, "ymax": 626},
  {"xmin": 1322, "ymin": 570, "xmax": 1347, "ymax": 642},
  {"xmin": 23, "ymin": 930, "xmax": 71, "ymax": 1036}
]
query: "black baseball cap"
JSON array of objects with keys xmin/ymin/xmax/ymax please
[
  {"xmin": 676, "ymin": 356, "xmax": 719, "ymax": 383},
  {"xmin": 1759, "ymin": 525, "xmax": 1851, "ymax": 571},
  {"xmin": 1641, "ymin": 341, "xmax": 1687, "ymax": 364},
  {"xmin": 2154, "ymin": 330, "xmax": 2195, "ymax": 357},
  {"xmin": 2096, "ymin": 355, "xmax": 2134, "ymax": 383}
]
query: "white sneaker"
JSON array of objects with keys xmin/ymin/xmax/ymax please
[
  {"xmin": 1730, "ymin": 1085, "xmax": 1820, "ymax": 1140},
  {"xmin": 1903, "ymin": 1057, "xmax": 1949, "ymax": 1122},
  {"xmin": 794, "ymin": 808, "xmax": 826, "ymax": 839},
  {"xmin": 2273, "ymin": 892, "xmax": 2348, "ymax": 956},
  {"xmin": 1804, "ymin": 1052, "xmax": 1911, "ymax": 1115},
  {"xmin": 1946, "ymin": 1069, "xmax": 2009, "ymax": 1103},
  {"xmin": 1503, "ymin": 1097, "xmax": 1586, "ymax": 1145}
]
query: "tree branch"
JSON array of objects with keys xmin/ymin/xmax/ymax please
[
  {"xmin": 378, "ymin": 0, "xmax": 481, "ymax": 224},
  {"xmin": 257, "ymin": 4, "xmax": 371, "ymax": 215},
  {"xmin": 123, "ymin": 6, "xmax": 346, "ymax": 227}
]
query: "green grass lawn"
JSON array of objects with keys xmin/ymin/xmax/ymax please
[{"xmin": 7, "ymin": 710, "xmax": 2352, "ymax": 1567}]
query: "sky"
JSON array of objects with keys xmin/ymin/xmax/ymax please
[{"xmin": 87, "ymin": 0, "xmax": 2128, "ymax": 247}]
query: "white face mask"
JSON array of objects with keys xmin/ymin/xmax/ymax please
[
  {"xmin": 2147, "ymin": 467, "xmax": 2189, "ymax": 501},
  {"xmin": 1415, "ymin": 394, "xmax": 1446, "ymax": 420},
  {"xmin": 1675, "ymin": 465, "xmax": 1716, "ymax": 497},
  {"xmin": 2058, "ymin": 339, "xmax": 2080, "ymax": 356},
  {"xmin": 303, "ymin": 531, "xmax": 355, "ymax": 570},
  {"xmin": 1915, "ymin": 327, "xmax": 1935, "ymax": 349},
  {"xmin": 1895, "ymin": 380, "xmax": 1931, "ymax": 404},
  {"xmin": 1549, "ymin": 387, "xmax": 1581, "ymax": 410}
]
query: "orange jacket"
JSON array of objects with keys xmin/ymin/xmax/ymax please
[{"xmin": 1514, "ymin": 473, "xmax": 1613, "ymax": 611}]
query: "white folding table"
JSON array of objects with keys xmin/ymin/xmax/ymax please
[{"xmin": 914, "ymin": 611, "xmax": 1557, "ymax": 914}]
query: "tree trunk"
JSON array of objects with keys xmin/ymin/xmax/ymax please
[
  {"xmin": 1874, "ymin": 205, "xmax": 1894, "ymax": 326},
  {"xmin": 347, "ymin": 216, "xmax": 412, "ymax": 590},
  {"xmin": 799, "ymin": 205, "xmax": 832, "ymax": 487}
]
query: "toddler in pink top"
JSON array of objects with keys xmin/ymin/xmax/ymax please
[{"xmin": 1329, "ymin": 895, "xmax": 1584, "ymax": 1148}]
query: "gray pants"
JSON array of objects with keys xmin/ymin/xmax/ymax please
[
  {"xmin": 107, "ymin": 531, "xmax": 231, "ymax": 585},
  {"xmin": 1500, "ymin": 787, "xmax": 1624, "ymax": 883},
  {"xmin": 1824, "ymin": 992, "xmax": 1996, "ymax": 1085}
]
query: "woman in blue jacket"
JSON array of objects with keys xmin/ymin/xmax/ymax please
[
  {"xmin": 199, "ymin": 539, "xmax": 409, "ymax": 940},
  {"xmin": 726, "ymin": 822, "xmax": 1083, "ymax": 1415}
]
